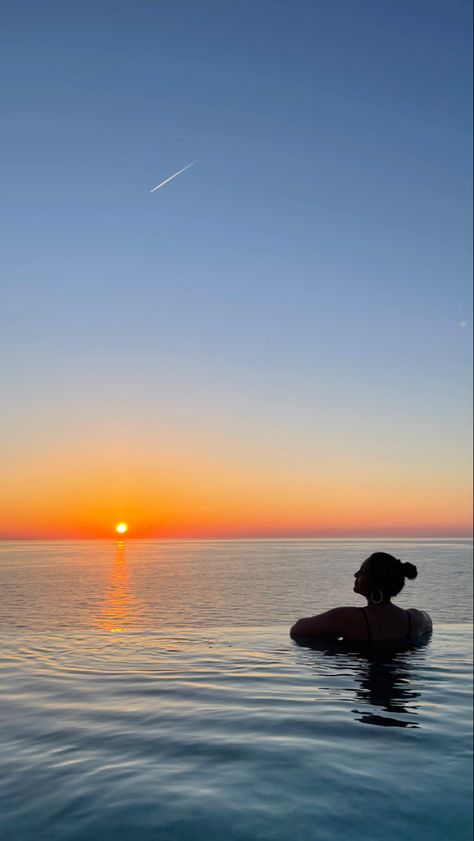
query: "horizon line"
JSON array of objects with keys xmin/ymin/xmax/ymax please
[{"xmin": 0, "ymin": 534, "xmax": 472, "ymax": 542}]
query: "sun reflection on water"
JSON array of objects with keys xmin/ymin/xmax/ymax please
[{"xmin": 99, "ymin": 541, "xmax": 138, "ymax": 633}]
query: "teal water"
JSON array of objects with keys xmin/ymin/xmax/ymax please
[{"xmin": 0, "ymin": 540, "xmax": 472, "ymax": 840}]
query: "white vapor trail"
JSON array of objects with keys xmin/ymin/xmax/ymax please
[{"xmin": 150, "ymin": 161, "xmax": 195, "ymax": 193}]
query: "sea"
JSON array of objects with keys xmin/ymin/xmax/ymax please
[{"xmin": 0, "ymin": 538, "xmax": 472, "ymax": 841}]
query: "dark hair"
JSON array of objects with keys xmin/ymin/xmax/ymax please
[{"xmin": 366, "ymin": 552, "xmax": 417, "ymax": 599}]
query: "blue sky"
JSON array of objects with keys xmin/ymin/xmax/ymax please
[{"xmin": 1, "ymin": 0, "xmax": 472, "ymax": 535}]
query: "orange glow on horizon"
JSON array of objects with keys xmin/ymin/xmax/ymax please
[{"xmin": 0, "ymin": 423, "xmax": 471, "ymax": 540}]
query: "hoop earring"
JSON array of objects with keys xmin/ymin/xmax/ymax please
[{"xmin": 370, "ymin": 590, "xmax": 384, "ymax": 605}]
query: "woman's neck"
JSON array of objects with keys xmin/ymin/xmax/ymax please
[{"xmin": 366, "ymin": 598, "xmax": 392, "ymax": 606}]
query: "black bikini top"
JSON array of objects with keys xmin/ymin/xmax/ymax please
[{"xmin": 359, "ymin": 607, "xmax": 412, "ymax": 642}]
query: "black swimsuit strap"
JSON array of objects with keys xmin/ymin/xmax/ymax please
[
  {"xmin": 359, "ymin": 607, "xmax": 371, "ymax": 641},
  {"xmin": 360, "ymin": 607, "xmax": 412, "ymax": 642}
]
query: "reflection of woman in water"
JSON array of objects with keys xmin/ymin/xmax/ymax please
[
  {"xmin": 290, "ymin": 552, "xmax": 432, "ymax": 642},
  {"xmin": 294, "ymin": 638, "xmax": 424, "ymax": 728},
  {"xmin": 353, "ymin": 651, "xmax": 421, "ymax": 726}
]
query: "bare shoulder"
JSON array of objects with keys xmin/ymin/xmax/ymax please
[
  {"xmin": 290, "ymin": 606, "xmax": 361, "ymax": 638},
  {"xmin": 407, "ymin": 608, "xmax": 433, "ymax": 635}
]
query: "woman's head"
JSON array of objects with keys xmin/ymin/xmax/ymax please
[{"xmin": 353, "ymin": 552, "xmax": 417, "ymax": 602}]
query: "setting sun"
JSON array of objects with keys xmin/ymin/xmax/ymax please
[{"xmin": 115, "ymin": 522, "xmax": 128, "ymax": 535}]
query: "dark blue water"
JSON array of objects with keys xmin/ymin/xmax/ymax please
[{"xmin": 0, "ymin": 540, "xmax": 472, "ymax": 840}]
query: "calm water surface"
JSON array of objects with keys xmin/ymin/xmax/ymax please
[{"xmin": 0, "ymin": 539, "xmax": 472, "ymax": 840}]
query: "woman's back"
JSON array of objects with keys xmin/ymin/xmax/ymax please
[
  {"xmin": 290, "ymin": 604, "xmax": 432, "ymax": 641},
  {"xmin": 358, "ymin": 605, "xmax": 417, "ymax": 641}
]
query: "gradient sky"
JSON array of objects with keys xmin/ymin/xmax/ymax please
[{"xmin": 1, "ymin": 0, "xmax": 472, "ymax": 538}]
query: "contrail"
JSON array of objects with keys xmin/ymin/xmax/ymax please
[{"xmin": 150, "ymin": 161, "xmax": 195, "ymax": 193}]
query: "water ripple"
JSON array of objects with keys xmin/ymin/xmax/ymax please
[{"xmin": 0, "ymin": 625, "xmax": 472, "ymax": 841}]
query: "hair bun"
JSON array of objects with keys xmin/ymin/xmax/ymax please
[{"xmin": 402, "ymin": 561, "xmax": 417, "ymax": 580}]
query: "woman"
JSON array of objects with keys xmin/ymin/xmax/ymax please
[{"xmin": 290, "ymin": 552, "xmax": 432, "ymax": 642}]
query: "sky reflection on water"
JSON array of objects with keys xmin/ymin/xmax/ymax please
[
  {"xmin": 0, "ymin": 541, "xmax": 472, "ymax": 840},
  {"xmin": 0, "ymin": 624, "xmax": 471, "ymax": 841}
]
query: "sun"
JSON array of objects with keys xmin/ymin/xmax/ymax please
[{"xmin": 115, "ymin": 522, "xmax": 128, "ymax": 535}]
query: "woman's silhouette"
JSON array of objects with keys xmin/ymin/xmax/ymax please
[{"xmin": 290, "ymin": 552, "xmax": 432, "ymax": 642}]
